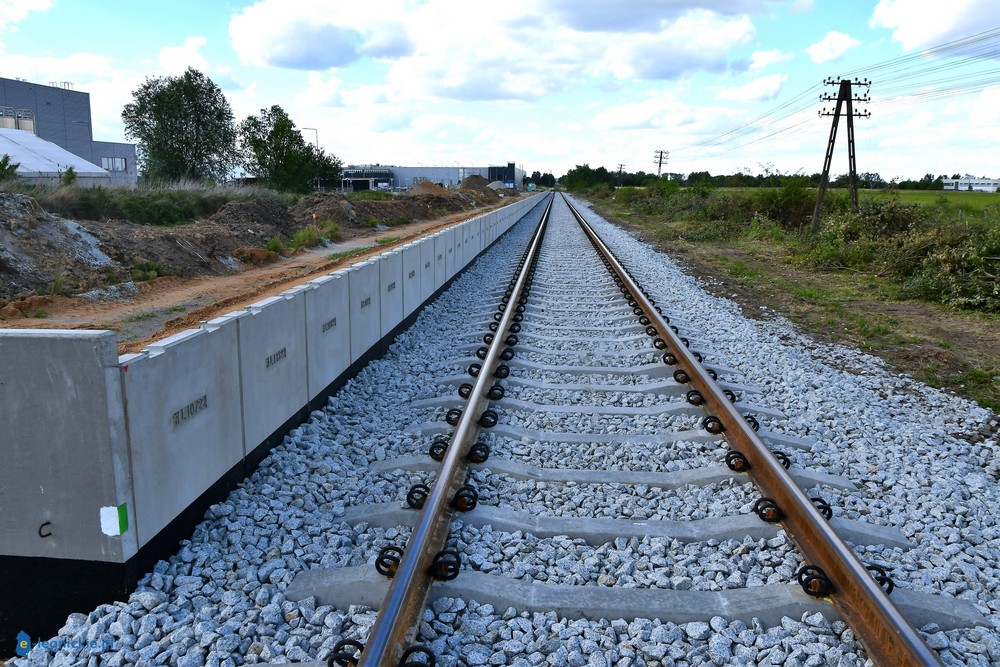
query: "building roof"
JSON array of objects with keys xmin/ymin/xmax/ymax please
[{"xmin": 0, "ymin": 127, "xmax": 108, "ymax": 177}]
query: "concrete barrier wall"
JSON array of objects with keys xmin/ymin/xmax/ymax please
[
  {"xmin": 401, "ymin": 242, "xmax": 423, "ymax": 318},
  {"xmin": 0, "ymin": 330, "xmax": 135, "ymax": 562},
  {"xmin": 305, "ymin": 271, "xmax": 351, "ymax": 401},
  {"xmin": 418, "ymin": 238, "xmax": 435, "ymax": 304},
  {"xmin": 432, "ymin": 231, "xmax": 447, "ymax": 290},
  {"xmin": 1, "ymin": 195, "xmax": 544, "ymax": 563},
  {"xmin": 445, "ymin": 225, "xmax": 458, "ymax": 279},
  {"xmin": 119, "ymin": 317, "xmax": 244, "ymax": 547},
  {"xmin": 236, "ymin": 292, "xmax": 310, "ymax": 453},
  {"xmin": 379, "ymin": 250, "xmax": 404, "ymax": 338},
  {"xmin": 348, "ymin": 259, "xmax": 381, "ymax": 362},
  {"xmin": 0, "ymin": 193, "xmax": 545, "ymax": 646}
]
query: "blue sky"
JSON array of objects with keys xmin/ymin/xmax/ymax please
[{"xmin": 1, "ymin": 0, "xmax": 996, "ymax": 180}]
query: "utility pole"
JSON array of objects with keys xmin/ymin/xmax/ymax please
[
  {"xmin": 811, "ymin": 78, "xmax": 870, "ymax": 231},
  {"xmin": 616, "ymin": 163, "xmax": 625, "ymax": 186},
  {"xmin": 653, "ymin": 150, "xmax": 669, "ymax": 177}
]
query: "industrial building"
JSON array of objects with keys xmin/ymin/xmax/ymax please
[
  {"xmin": 941, "ymin": 176, "xmax": 1000, "ymax": 192},
  {"xmin": 342, "ymin": 162, "xmax": 525, "ymax": 191},
  {"xmin": 0, "ymin": 76, "xmax": 137, "ymax": 185}
]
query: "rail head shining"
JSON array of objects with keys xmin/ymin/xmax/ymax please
[
  {"xmin": 356, "ymin": 194, "xmax": 554, "ymax": 666},
  {"xmin": 561, "ymin": 193, "xmax": 943, "ymax": 667}
]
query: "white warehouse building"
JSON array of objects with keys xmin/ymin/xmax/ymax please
[{"xmin": 941, "ymin": 177, "xmax": 1000, "ymax": 192}]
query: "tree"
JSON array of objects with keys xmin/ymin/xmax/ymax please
[
  {"xmin": 0, "ymin": 153, "xmax": 20, "ymax": 181},
  {"xmin": 239, "ymin": 105, "xmax": 341, "ymax": 193},
  {"xmin": 311, "ymin": 147, "xmax": 343, "ymax": 191},
  {"xmin": 122, "ymin": 67, "xmax": 238, "ymax": 183}
]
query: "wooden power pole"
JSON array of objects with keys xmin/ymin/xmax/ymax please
[
  {"xmin": 811, "ymin": 78, "xmax": 870, "ymax": 231},
  {"xmin": 653, "ymin": 149, "xmax": 669, "ymax": 177}
]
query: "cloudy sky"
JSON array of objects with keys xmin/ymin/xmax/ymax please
[{"xmin": 1, "ymin": 0, "xmax": 996, "ymax": 180}]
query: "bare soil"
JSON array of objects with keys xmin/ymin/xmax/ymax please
[{"xmin": 0, "ymin": 186, "xmax": 515, "ymax": 354}]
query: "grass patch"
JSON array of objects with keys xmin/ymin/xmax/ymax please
[
  {"xmin": 130, "ymin": 261, "xmax": 174, "ymax": 282},
  {"xmin": 289, "ymin": 221, "xmax": 343, "ymax": 249},
  {"xmin": 375, "ymin": 236, "xmax": 400, "ymax": 245},
  {"xmin": 328, "ymin": 247, "xmax": 370, "ymax": 261},
  {"xmin": 350, "ymin": 191, "xmax": 395, "ymax": 201},
  {"xmin": 163, "ymin": 305, "xmax": 186, "ymax": 314},
  {"xmin": 0, "ymin": 181, "xmax": 295, "ymax": 226},
  {"xmin": 30, "ymin": 309, "xmax": 48, "ymax": 318},
  {"xmin": 126, "ymin": 311, "xmax": 157, "ymax": 322}
]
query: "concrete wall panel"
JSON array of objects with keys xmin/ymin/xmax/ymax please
[
  {"xmin": 401, "ymin": 242, "xmax": 423, "ymax": 317},
  {"xmin": 419, "ymin": 238, "xmax": 435, "ymax": 302},
  {"xmin": 305, "ymin": 271, "xmax": 351, "ymax": 400},
  {"xmin": 432, "ymin": 232, "xmax": 447, "ymax": 291},
  {"xmin": 0, "ymin": 330, "xmax": 133, "ymax": 562},
  {"xmin": 348, "ymin": 260, "xmax": 381, "ymax": 361},
  {"xmin": 122, "ymin": 319, "xmax": 243, "ymax": 548},
  {"xmin": 445, "ymin": 226, "xmax": 458, "ymax": 279},
  {"xmin": 378, "ymin": 250, "xmax": 404, "ymax": 338},
  {"xmin": 237, "ymin": 294, "xmax": 309, "ymax": 451}
]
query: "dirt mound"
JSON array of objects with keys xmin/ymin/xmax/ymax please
[
  {"xmin": 209, "ymin": 199, "xmax": 297, "ymax": 236},
  {"xmin": 460, "ymin": 175, "xmax": 490, "ymax": 189},
  {"xmin": 409, "ymin": 180, "xmax": 449, "ymax": 196},
  {"xmin": 0, "ymin": 187, "xmax": 514, "ymax": 311},
  {"xmin": 290, "ymin": 192, "xmax": 478, "ymax": 240},
  {"xmin": 0, "ymin": 192, "xmax": 301, "ymax": 307}
]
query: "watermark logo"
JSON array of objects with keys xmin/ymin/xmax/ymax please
[
  {"xmin": 12, "ymin": 631, "xmax": 116, "ymax": 656},
  {"xmin": 15, "ymin": 631, "xmax": 31, "ymax": 656}
]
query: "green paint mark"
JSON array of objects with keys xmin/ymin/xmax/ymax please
[{"xmin": 118, "ymin": 503, "xmax": 129, "ymax": 533}]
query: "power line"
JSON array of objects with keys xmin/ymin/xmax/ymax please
[{"xmin": 669, "ymin": 26, "xmax": 1000, "ymax": 167}]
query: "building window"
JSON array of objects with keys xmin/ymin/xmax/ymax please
[{"xmin": 101, "ymin": 157, "xmax": 126, "ymax": 172}]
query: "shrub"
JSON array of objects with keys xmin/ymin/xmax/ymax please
[
  {"xmin": 318, "ymin": 221, "xmax": 341, "ymax": 241},
  {"xmin": 266, "ymin": 234, "xmax": 283, "ymax": 253},
  {"xmin": 290, "ymin": 226, "xmax": 324, "ymax": 248},
  {"xmin": 61, "ymin": 166, "xmax": 77, "ymax": 187}
]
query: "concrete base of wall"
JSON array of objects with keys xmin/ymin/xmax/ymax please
[{"xmin": 0, "ymin": 198, "xmax": 545, "ymax": 649}]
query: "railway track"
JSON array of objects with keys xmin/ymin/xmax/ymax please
[
  {"xmin": 275, "ymin": 193, "xmax": 983, "ymax": 666},
  {"xmin": 20, "ymin": 193, "xmax": 997, "ymax": 667}
]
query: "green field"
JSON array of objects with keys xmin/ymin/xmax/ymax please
[{"xmin": 863, "ymin": 188, "xmax": 1000, "ymax": 210}]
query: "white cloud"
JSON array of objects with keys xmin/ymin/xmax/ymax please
[
  {"xmin": 158, "ymin": 37, "xmax": 209, "ymax": 75},
  {"xmin": 749, "ymin": 49, "xmax": 793, "ymax": 71},
  {"xmin": 603, "ymin": 11, "xmax": 755, "ymax": 80},
  {"xmin": 228, "ymin": 0, "xmax": 413, "ymax": 69},
  {"xmin": 870, "ymin": 0, "xmax": 980, "ymax": 51},
  {"xmin": 717, "ymin": 73, "xmax": 788, "ymax": 102},
  {"xmin": 807, "ymin": 30, "xmax": 861, "ymax": 63},
  {"xmin": 536, "ymin": 0, "xmax": 790, "ymax": 32},
  {"xmin": 0, "ymin": 0, "xmax": 50, "ymax": 31}
]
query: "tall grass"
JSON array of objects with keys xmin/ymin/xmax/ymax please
[
  {"xmin": 0, "ymin": 180, "xmax": 296, "ymax": 226},
  {"xmin": 591, "ymin": 184, "xmax": 1000, "ymax": 312}
]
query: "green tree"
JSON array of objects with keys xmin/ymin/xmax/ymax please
[
  {"xmin": 122, "ymin": 67, "xmax": 238, "ymax": 182},
  {"xmin": 310, "ymin": 146, "xmax": 342, "ymax": 191},
  {"xmin": 0, "ymin": 153, "xmax": 20, "ymax": 180},
  {"xmin": 61, "ymin": 166, "xmax": 77, "ymax": 186},
  {"xmin": 239, "ymin": 105, "xmax": 341, "ymax": 193}
]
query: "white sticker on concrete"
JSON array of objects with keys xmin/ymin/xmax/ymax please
[{"xmin": 100, "ymin": 506, "xmax": 121, "ymax": 536}]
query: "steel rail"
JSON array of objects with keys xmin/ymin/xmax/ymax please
[
  {"xmin": 357, "ymin": 194, "xmax": 554, "ymax": 666},
  {"xmin": 562, "ymin": 194, "xmax": 944, "ymax": 667}
]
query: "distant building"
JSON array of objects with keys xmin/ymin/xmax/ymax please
[
  {"xmin": 342, "ymin": 162, "xmax": 525, "ymax": 191},
  {"xmin": 941, "ymin": 176, "xmax": 1000, "ymax": 192},
  {"xmin": 0, "ymin": 77, "xmax": 137, "ymax": 185},
  {"xmin": 0, "ymin": 128, "xmax": 112, "ymax": 186}
]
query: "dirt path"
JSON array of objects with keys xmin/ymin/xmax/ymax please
[{"xmin": 1, "ymin": 211, "xmax": 482, "ymax": 355}]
